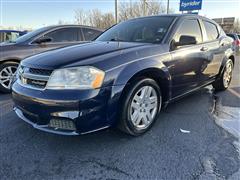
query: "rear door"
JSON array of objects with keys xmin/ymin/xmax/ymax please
[
  {"xmin": 199, "ymin": 19, "xmax": 223, "ymax": 78},
  {"xmin": 169, "ymin": 18, "xmax": 210, "ymax": 97}
]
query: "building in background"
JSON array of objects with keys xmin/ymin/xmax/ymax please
[{"xmin": 212, "ymin": 17, "xmax": 235, "ymax": 33}]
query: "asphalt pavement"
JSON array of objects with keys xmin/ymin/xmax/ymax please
[{"xmin": 0, "ymin": 57, "xmax": 239, "ymax": 180}]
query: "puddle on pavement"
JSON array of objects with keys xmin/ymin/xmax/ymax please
[{"xmin": 212, "ymin": 93, "xmax": 240, "ymax": 155}]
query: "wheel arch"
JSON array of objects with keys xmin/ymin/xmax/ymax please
[
  {"xmin": 217, "ymin": 49, "xmax": 235, "ymax": 77},
  {"xmin": 0, "ymin": 58, "xmax": 21, "ymax": 65},
  {"xmin": 118, "ymin": 67, "xmax": 172, "ymax": 104}
]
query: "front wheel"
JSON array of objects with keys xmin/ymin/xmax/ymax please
[
  {"xmin": 213, "ymin": 59, "xmax": 233, "ymax": 91},
  {"xmin": 0, "ymin": 62, "xmax": 19, "ymax": 93},
  {"xmin": 118, "ymin": 78, "xmax": 162, "ymax": 136}
]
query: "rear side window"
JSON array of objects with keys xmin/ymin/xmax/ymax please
[
  {"xmin": 203, "ymin": 21, "xmax": 219, "ymax": 41},
  {"xmin": 45, "ymin": 28, "xmax": 81, "ymax": 43},
  {"xmin": 82, "ymin": 28, "xmax": 101, "ymax": 41},
  {"xmin": 174, "ymin": 19, "xmax": 202, "ymax": 44},
  {"xmin": 227, "ymin": 34, "xmax": 235, "ymax": 40}
]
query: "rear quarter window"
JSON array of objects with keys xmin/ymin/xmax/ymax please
[{"xmin": 82, "ymin": 28, "xmax": 102, "ymax": 41}]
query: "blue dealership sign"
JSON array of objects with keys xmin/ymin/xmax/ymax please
[{"xmin": 179, "ymin": 0, "xmax": 202, "ymax": 11}]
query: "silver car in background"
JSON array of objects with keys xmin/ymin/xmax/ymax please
[{"xmin": 227, "ymin": 33, "xmax": 240, "ymax": 53}]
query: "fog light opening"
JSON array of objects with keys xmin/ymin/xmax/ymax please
[{"xmin": 49, "ymin": 118, "xmax": 76, "ymax": 131}]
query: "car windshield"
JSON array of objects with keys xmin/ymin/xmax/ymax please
[
  {"xmin": 96, "ymin": 16, "xmax": 175, "ymax": 44},
  {"xmin": 13, "ymin": 26, "xmax": 51, "ymax": 43}
]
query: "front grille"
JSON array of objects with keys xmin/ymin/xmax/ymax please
[
  {"xmin": 49, "ymin": 119, "xmax": 76, "ymax": 131},
  {"xmin": 18, "ymin": 66, "xmax": 51, "ymax": 89},
  {"xmin": 29, "ymin": 68, "xmax": 52, "ymax": 76}
]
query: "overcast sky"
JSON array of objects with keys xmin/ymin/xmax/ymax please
[{"xmin": 1, "ymin": 0, "xmax": 239, "ymax": 29}]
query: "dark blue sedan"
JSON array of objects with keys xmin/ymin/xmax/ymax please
[{"xmin": 12, "ymin": 14, "xmax": 235, "ymax": 136}]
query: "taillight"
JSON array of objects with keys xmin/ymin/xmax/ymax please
[{"xmin": 234, "ymin": 40, "xmax": 240, "ymax": 46}]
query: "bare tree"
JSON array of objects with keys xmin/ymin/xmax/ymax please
[
  {"xmin": 101, "ymin": 13, "xmax": 115, "ymax": 29},
  {"xmin": 75, "ymin": 9, "xmax": 115, "ymax": 29},
  {"xmin": 74, "ymin": 0, "xmax": 172, "ymax": 29},
  {"xmin": 88, "ymin": 9, "xmax": 103, "ymax": 28},
  {"xmin": 74, "ymin": 9, "xmax": 89, "ymax": 25},
  {"xmin": 118, "ymin": 0, "xmax": 168, "ymax": 22}
]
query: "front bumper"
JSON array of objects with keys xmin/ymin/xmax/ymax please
[
  {"xmin": 14, "ymin": 107, "xmax": 80, "ymax": 135},
  {"xmin": 12, "ymin": 82, "xmax": 113, "ymax": 135}
]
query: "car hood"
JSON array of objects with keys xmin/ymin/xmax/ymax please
[{"xmin": 22, "ymin": 41, "xmax": 167, "ymax": 70}]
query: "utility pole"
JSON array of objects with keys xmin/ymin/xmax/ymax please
[
  {"xmin": 167, "ymin": 0, "xmax": 170, "ymax": 14},
  {"xmin": 115, "ymin": 0, "xmax": 118, "ymax": 23},
  {"xmin": 143, "ymin": 0, "xmax": 146, "ymax": 16}
]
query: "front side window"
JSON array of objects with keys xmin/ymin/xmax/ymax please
[
  {"xmin": 15, "ymin": 26, "xmax": 51, "ymax": 43},
  {"xmin": 45, "ymin": 28, "xmax": 80, "ymax": 43},
  {"xmin": 173, "ymin": 19, "xmax": 203, "ymax": 44},
  {"xmin": 203, "ymin": 21, "xmax": 219, "ymax": 41},
  {"xmin": 96, "ymin": 16, "xmax": 175, "ymax": 43}
]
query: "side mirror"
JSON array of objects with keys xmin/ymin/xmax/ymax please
[
  {"xmin": 34, "ymin": 36, "xmax": 52, "ymax": 44},
  {"xmin": 176, "ymin": 35, "xmax": 197, "ymax": 47}
]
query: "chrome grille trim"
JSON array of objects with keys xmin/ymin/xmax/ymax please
[
  {"xmin": 18, "ymin": 66, "xmax": 51, "ymax": 90},
  {"xmin": 22, "ymin": 73, "xmax": 49, "ymax": 81}
]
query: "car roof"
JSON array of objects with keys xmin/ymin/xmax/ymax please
[
  {"xmin": 42, "ymin": 25, "xmax": 104, "ymax": 32},
  {"xmin": 0, "ymin": 30, "xmax": 26, "ymax": 33},
  {"xmin": 126, "ymin": 14, "xmax": 215, "ymax": 23}
]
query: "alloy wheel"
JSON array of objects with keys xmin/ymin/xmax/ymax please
[{"xmin": 0, "ymin": 66, "xmax": 18, "ymax": 90}]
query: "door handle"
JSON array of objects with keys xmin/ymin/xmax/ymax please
[{"xmin": 200, "ymin": 47, "xmax": 208, "ymax": 51}]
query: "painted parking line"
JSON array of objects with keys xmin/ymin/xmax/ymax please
[{"xmin": 228, "ymin": 88, "xmax": 240, "ymax": 99}]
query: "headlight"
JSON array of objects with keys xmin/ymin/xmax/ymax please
[{"xmin": 46, "ymin": 66, "xmax": 105, "ymax": 90}]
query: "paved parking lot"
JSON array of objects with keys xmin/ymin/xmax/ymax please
[{"xmin": 0, "ymin": 57, "xmax": 239, "ymax": 180}]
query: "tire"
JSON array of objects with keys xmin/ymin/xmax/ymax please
[
  {"xmin": 118, "ymin": 78, "xmax": 162, "ymax": 136},
  {"xmin": 213, "ymin": 59, "xmax": 233, "ymax": 91},
  {"xmin": 0, "ymin": 61, "xmax": 19, "ymax": 93}
]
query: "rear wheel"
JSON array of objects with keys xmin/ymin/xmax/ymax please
[
  {"xmin": 213, "ymin": 59, "xmax": 233, "ymax": 91},
  {"xmin": 118, "ymin": 78, "xmax": 162, "ymax": 136},
  {"xmin": 0, "ymin": 62, "xmax": 19, "ymax": 93}
]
